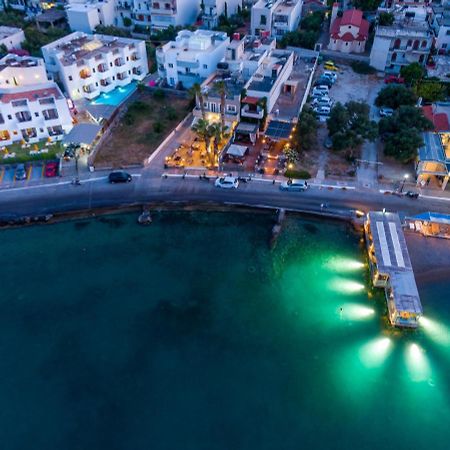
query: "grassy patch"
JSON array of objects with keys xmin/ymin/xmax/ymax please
[
  {"xmin": 94, "ymin": 92, "xmax": 191, "ymax": 167},
  {"xmin": 1, "ymin": 140, "xmax": 62, "ymax": 165},
  {"xmin": 351, "ymin": 61, "xmax": 376, "ymax": 75},
  {"xmin": 284, "ymin": 169, "xmax": 312, "ymax": 179}
]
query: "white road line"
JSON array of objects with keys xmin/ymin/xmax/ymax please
[{"xmin": 420, "ymin": 194, "xmax": 450, "ymax": 202}]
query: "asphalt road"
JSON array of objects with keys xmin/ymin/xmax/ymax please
[{"xmin": 0, "ymin": 170, "xmax": 448, "ymax": 220}]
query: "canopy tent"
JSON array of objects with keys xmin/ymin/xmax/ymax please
[
  {"xmin": 62, "ymin": 123, "xmax": 102, "ymax": 148},
  {"xmin": 226, "ymin": 144, "xmax": 248, "ymax": 158},
  {"xmin": 234, "ymin": 122, "xmax": 259, "ymax": 144}
]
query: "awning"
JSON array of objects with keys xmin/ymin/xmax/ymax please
[
  {"xmin": 265, "ymin": 120, "xmax": 293, "ymax": 140},
  {"xmin": 236, "ymin": 122, "xmax": 259, "ymax": 134},
  {"xmin": 62, "ymin": 123, "xmax": 102, "ymax": 147},
  {"xmin": 242, "ymin": 96, "xmax": 260, "ymax": 105},
  {"xmin": 226, "ymin": 144, "xmax": 248, "ymax": 157},
  {"xmin": 85, "ymin": 104, "xmax": 117, "ymax": 123}
]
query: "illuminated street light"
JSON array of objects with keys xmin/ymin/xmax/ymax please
[{"xmin": 400, "ymin": 174, "xmax": 409, "ymax": 193}]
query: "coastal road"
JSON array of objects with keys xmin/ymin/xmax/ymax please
[{"xmin": 0, "ymin": 172, "xmax": 449, "ymax": 220}]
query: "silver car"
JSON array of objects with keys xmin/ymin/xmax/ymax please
[{"xmin": 280, "ymin": 179, "xmax": 309, "ymax": 191}]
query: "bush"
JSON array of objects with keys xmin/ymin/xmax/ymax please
[
  {"xmin": 166, "ymin": 107, "xmax": 177, "ymax": 120},
  {"xmin": 351, "ymin": 61, "xmax": 376, "ymax": 75},
  {"xmin": 123, "ymin": 112, "xmax": 135, "ymax": 125},
  {"xmin": 284, "ymin": 169, "xmax": 312, "ymax": 179},
  {"xmin": 129, "ymin": 100, "xmax": 149, "ymax": 112},
  {"xmin": 153, "ymin": 88, "xmax": 166, "ymax": 100},
  {"xmin": 153, "ymin": 121, "xmax": 163, "ymax": 133}
]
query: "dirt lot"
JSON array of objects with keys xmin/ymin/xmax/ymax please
[{"xmin": 94, "ymin": 91, "xmax": 191, "ymax": 167}]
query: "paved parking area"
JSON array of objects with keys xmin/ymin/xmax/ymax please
[{"xmin": 0, "ymin": 162, "xmax": 55, "ymax": 187}]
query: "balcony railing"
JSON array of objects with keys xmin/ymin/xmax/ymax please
[
  {"xmin": 43, "ymin": 109, "xmax": 59, "ymax": 121},
  {"xmin": 241, "ymin": 104, "xmax": 264, "ymax": 119},
  {"xmin": 15, "ymin": 112, "xmax": 32, "ymax": 123}
]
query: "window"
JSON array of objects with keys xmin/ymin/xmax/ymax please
[
  {"xmin": 407, "ymin": 39, "xmax": 412, "ymax": 47},
  {"xmin": 168, "ymin": 63, "xmax": 173, "ymax": 68},
  {"xmin": 68, "ymin": 75, "xmax": 73, "ymax": 81},
  {"xmin": 7, "ymin": 115, "xmax": 12, "ymax": 120},
  {"xmin": 391, "ymin": 52, "xmax": 397, "ymax": 62},
  {"xmin": 394, "ymin": 39, "xmax": 401, "ymax": 49},
  {"xmin": 227, "ymin": 105, "xmax": 236, "ymax": 113},
  {"xmin": 260, "ymin": 15, "xmax": 266, "ymax": 25},
  {"xmin": 203, "ymin": 64, "xmax": 207, "ymax": 69},
  {"xmin": 35, "ymin": 112, "xmax": 39, "ymax": 117},
  {"xmin": 443, "ymin": 43, "xmax": 448, "ymax": 49},
  {"xmin": 421, "ymin": 40, "xmax": 427, "ymax": 48},
  {"xmin": 446, "ymin": 30, "xmax": 450, "ymax": 36}
]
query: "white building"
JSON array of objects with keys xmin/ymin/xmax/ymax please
[
  {"xmin": 251, "ymin": 0, "xmax": 303, "ymax": 38},
  {"xmin": 132, "ymin": 0, "xmax": 151, "ymax": 32},
  {"xmin": 202, "ymin": 0, "xmax": 242, "ymax": 29},
  {"xmin": 0, "ymin": 55, "xmax": 48, "ymax": 87},
  {"xmin": 245, "ymin": 48, "xmax": 294, "ymax": 113},
  {"xmin": 150, "ymin": 0, "xmax": 200, "ymax": 32},
  {"xmin": 430, "ymin": 5, "xmax": 450, "ymax": 53},
  {"xmin": 0, "ymin": 26, "xmax": 25, "ymax": 51},
  {"xmin": 0, "ymin": 81, "xmax": 73, "ymax": 145},
  {"xmin": 66, "ymin": 0, "xmax": 117, "ymax": 33},
  {"xmin": 370, "ymin": 6, "xmax": 433, "ymax": 73},
  {"xmin": 42, "ymin": 31, "xmax": 148, "ymax": 100},
  {"xmin": 156, "ymin": 29, "xmax": 229, "ymax": 88}
]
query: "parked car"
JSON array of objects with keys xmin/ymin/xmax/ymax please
[
  {"xmin": 44, "ymin": 162, "xmax": 58, "ymax": 178},
  {"xmin": 313, "ymin": 105, "xmax": 331, "ymax": 115},
  {"xmin": 405, "ymin": 190, "xmax": 419, "ymax": 199},
  {"xmin": 108, "ymin": 170, "xmax": 132, "ymax": 183},
  {"xmin": 324, "ymin": 61, "xmax": 339, "ymax": 71},
  {"xmin": 323, "ymin": 71, "xmax": 338, "ymax": 83},
  {"xmin": 312, "ymin": 85, "xmax": 329, "ymax": 96},
  {"xmin": 215, "ymin": 176, "xmax": 239, "ymax": 189},
  {"xmin": 384, "ymin": 75, "xmax": 405, "ymax": 84},
  {"xmin": 312, "ymin": 96, "xmax": 332, "ymax": 107},
  {"xmin": 379, "ymin": 107, "xmax": 394, "ymax": 117},
  {"xmin": 314, "ymin": 77, "xmax": 332, "ymax": 88},
  {"xmin": 15, "ymin": 163, "xmax": 26, "ymax": 180},
  {"xmin": 280, "ymin": 179, "xmax": 308, "ymax": 191},
  {"xmin": 311, "ymin": 91, "xmax": 329, "ymax": 99}
]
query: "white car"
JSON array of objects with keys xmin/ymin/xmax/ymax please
[
  {"xmin": 312, "ymin": 85, "xmax": 329, "ymax": 96},
  {"xmin": 280, "ymin": 179, "xmax": 309, "ymax": 191},
  {"xmin": 215, "ymin": 176, "xmax": 239, "ymax": 189},
  {"xmin": 312, "ymin": 97, "xmax": 332, "ymax": 107},
  {"xmin": 379, "ymin": 107, "xmax": 394, "ymax": 117},
  {"xmin": 323, "ymin": 71, "xmax": 338, "ymax": 83},
  {"xmin": 313, "ymin": 105, "xmax": 331, "ymax": 115}
]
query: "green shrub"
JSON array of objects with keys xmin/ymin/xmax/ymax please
[
  {"xmin": 351, "ymin": 61, "xmax": 376, "ymax": 75},
  {"xmin": 284, "ymin": 169, "xmax": 312, "ymax": 179},
  {"xmin": 166, "ymin": 107, "xmax": 177, "ymax": 120},
  {"xmin": 153, "ymin": 121, "xmax": 163, "ymax": 133},
  {"xmin": 153, "ymin": 88, "xmax": 166, "ymax": 100},
  {"xmin": 123, "ymin": 112, "xmax": 135, "ymax": 125}
]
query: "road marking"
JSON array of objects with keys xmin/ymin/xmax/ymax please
[{"xmin": 420, "ymin": 194, "xmax": 450, "ymax": 202}]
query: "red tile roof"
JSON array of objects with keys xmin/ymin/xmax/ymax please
[
  {"xmin": 0, "ymin": 86, "xmax": 62, "ymax": 104},
  {"xmin": 422, "ymin": 105, "xmax": 450, "ymax": 132},
  {"xmin": 329, "ymin": 9, "xmax": 369, "ymax": 42}
]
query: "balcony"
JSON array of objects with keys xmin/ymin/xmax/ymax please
[
  {"xmin": 47, "ymin": 125, "xmax": 63, "ymax": 136},
  {"xmin": 21, "ymin": 127, "xmax": 37, "ymax": 139},
  {"xmin": 241, "ymin": 104, "xmax": 264, "ymax": 119},
  {"xmin": 100, "ymin": 78, "xmax": 112, "ymax": 87},
  {"xmin": 117, "ymin": 1, "xmax": 131, "ymax": 9},
  {"xmin": 43, "ymin": 109, "xmax": 59, "ymax": 121},
  {"xmin": 117, "ymin": 72, "xmax": 128, "ymax": 80},
  {"xmin": 114, "ymin": 57, "xmax": 125, "ymax": 67},
  {"xmin": 97, "ymin": 63, "xmax": 108, "ymax": 73},
  {"xmin": 83, "ymin": 84, "xmax": 96, "ymax": 94},
  {"xmin": 132, "ymin": 67, "xmax": 143, "ymax": 75},
  {"xmin": 131, "ymin": 53, "xmax": 141, "ymax": 61}
]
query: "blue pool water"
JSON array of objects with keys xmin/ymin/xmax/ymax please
[{"xmin": 90, "ymin": 81, "xmax": 137, "ymax": 106}]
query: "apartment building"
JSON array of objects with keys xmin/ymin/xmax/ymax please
[
  {"xmin": 42, "ymin": 31, "xmax": 148, "ymax": 100},
  {"xmin": 251, "ymin": 0, "xmax": 303, "ymax": 38},
  {"xmin": 157, "ymin": 29, "xmax": 229, "ymax": 88},
  {"xmin": 245, "ymin": 49, "xmax": 294, "ymax": 113},
  {"xmin": 150, "ymin": 0, "xmax": 200, "ymax": 32},
  {"xmin": 0, "ymin": 26, "xmax": 25, "ymax": 51},
  {"xmin": 430, "ymin": 4, "xmax": 450, "ymax": 53},
  {"xmin": 201, "ymin": 0, "xmax": 242, "ymax": 29},
  {"xmin": 0, "ymin": 81, "xmax": 73, "ymax": 145},
  {"xmin": 66, "ymin": 0, "xmax": 117, "ymax": 33},
  {"xmin": 0, "ymin": 55, "xmax": 48, "ymax": 88},
  {"xmin": 370, "ymin": 6, "xmax": 433, "ymax": 73}
]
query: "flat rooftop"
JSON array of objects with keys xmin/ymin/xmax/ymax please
[
  {"xmin": 204, "ymin": 75, "xmax": 245, "ymax": 98},
  {"xmin": 0, "ymin": 26, "xmax": 22, "ymax": 39},
  {"xmin": 367, "ymin": 211, "xmax": 422, "ymax": 314},
  {"xmin": 0, "ymin": 82, "xmax": 63, "ymax": 103},
  {"xmin": 0, "ymin": 55, "xmax": 42, "ymax": 71}
]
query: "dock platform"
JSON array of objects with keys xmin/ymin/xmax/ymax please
[{"xmin": 364, "ymin": 211, "xmax": 422, "ymax": 328}]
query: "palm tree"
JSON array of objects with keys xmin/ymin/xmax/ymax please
[
  {"xmin": 192, "ymin": 118, "xmax": 213, "ymax": 164},
  {"xmin": 208, "ymin": 123, "xmax": 229, "ymax": 167},
  {"xmin": 189, "ymin": 82, "xmax": 206, "ymax": 120},
  {"xmin": 213, "ymin": 80, "xmax": 228, "ymax": 130}
]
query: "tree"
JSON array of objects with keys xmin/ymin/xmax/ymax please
[
  {"xmin": 383, "ymin": 129, "xmax": 424, "ymax": 163},
  {"xmin": 123, "ymin": 17, "xmax": 132, "ymax": 27},
  {"xmin": 297, "ymin": 106, "xmax": 317, "ymax": 151},
  {"xmin": 351, "ymin": 0, "xmax": 382, "ymax": 11},
  {"xmin": 189, "ymin": 82, "xmax": 206, "ymax": 120},
  {"xmin": 95, "ymin": 25, "xmax": 131, "ymax": 38},
  {"xmin": 379, "ymin": 106, "xmax": 433, "ymax": 163},
  {"xmin": 378, "ymin": 12, "xmax": 394, "ymax": 26},
  {"xmin": 416, "ymin": 81, "xmax": 446, "ymax": 103},
  {"xmin": 375, "ymin": 85, "xmax": 417, "ymax": 109},
  {"xmin": 0, "ymin": 43, "xmax": 7, "ymax": 58},
  {"xmin": 283, "ymin": 144, "xmax": 299, "ymax": 166},
  {"xmin": 192, "ymin": 118, "xmax": 213, "ymax": 164},
  {"xmin": 22, "ymin": 27, "xmax": 70, "ymax": 57},
  {"xmin": 208, "ymin": 122, "xmax": 229, "ymax": 166},
  {"xmin": 214, "ymin": 80, "xmax": 228, "ymax": 130},
  {"xmin": 400, "ymin": 62, "xmax": 425, "ymax": 87},
  {"xmin": 327, "ymin": 101, "xmax": 378, "ymax": 152}
]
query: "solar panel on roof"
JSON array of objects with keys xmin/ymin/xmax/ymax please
[{"xmin": 265, "ymin": 120, "xmax": 292, "ymax": 140}]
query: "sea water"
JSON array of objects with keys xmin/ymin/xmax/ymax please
[{"xmin": 0, "ymin": 212, "xmax": 449, "ymax": 450}]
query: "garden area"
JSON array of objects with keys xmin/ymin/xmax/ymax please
[
  {"xmin": 0, "ymin": 140, "xmax": 63, "ymax": 165},
  {"xmin": 94, "ymin": 90, "xmax": 191, "ymax": 167}
]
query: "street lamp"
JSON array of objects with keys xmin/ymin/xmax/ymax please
[{"xmin": 400, "ymin": 174, "xmax": 409, "ymax": 193}]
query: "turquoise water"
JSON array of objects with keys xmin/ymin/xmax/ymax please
[
  {"xmin": 91, "ymin": 81, "xmax": 137, "ymax": 106},
  {"xmin": 0, "ymin": 212, "xmax": 449, "ymax": 449}
]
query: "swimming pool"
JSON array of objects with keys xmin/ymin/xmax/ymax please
[{"xmin": 90, "ymin": 81, "xmax": 137, "ymax": 106}]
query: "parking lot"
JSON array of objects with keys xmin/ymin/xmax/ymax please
[{"xmin": 0, "ymin": 162, "xmax": 59, "ymax": 187}]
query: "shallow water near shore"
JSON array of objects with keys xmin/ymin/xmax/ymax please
[{"xmin": 1, "ymin": 211, "xmax": 449, "ymax": 450}]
